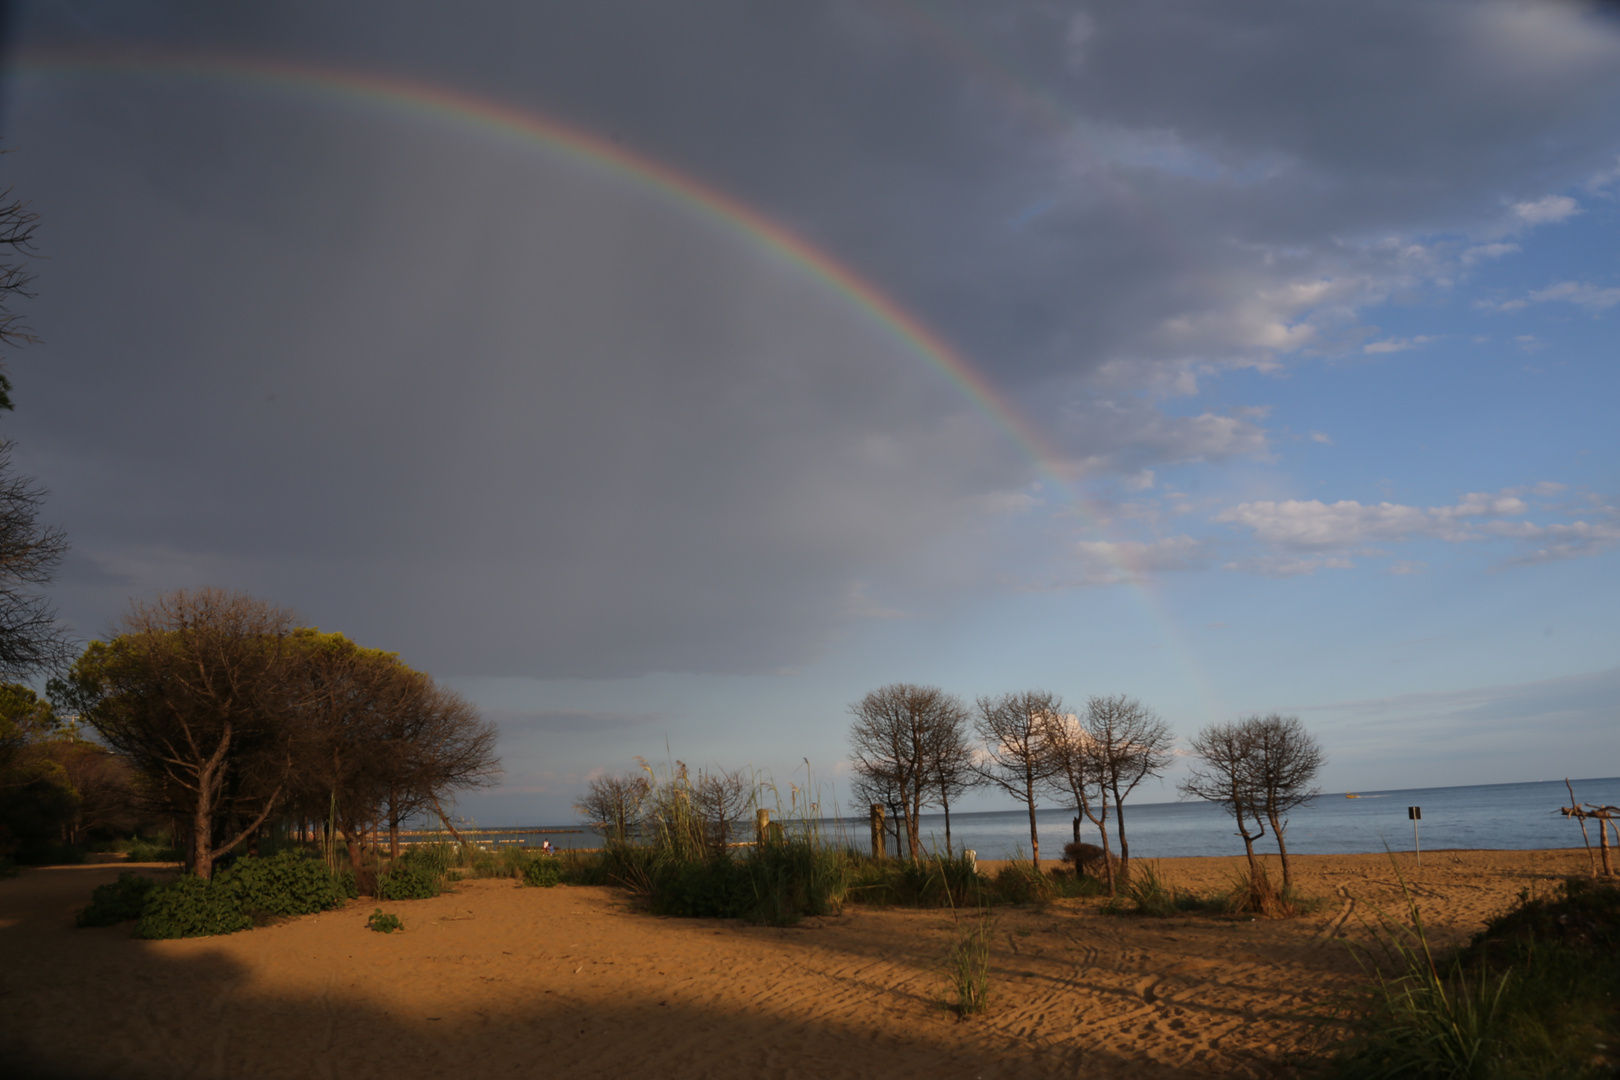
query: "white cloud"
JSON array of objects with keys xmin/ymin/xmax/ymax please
[
  {"xmin": 1527, "ymin": 280, "xmax": 1620, "ymax": 310},
  {"xmin": 1309, "ymin": 431, "xmax": 1332, "ymax": 444},
  {"xmin": 1461, "ymin": 242, "xmax": 1520, "ymax": 265},
  {"xmin": 1511, "ymin": 194, "xmax": 1581, "ymax": 224},
  {"xmin": 1066, "ymin": 535, "xmax": 1208, "ymax": 585},
  {"xmin": 1214, "ymin": 488, "xmax": 1617, "ymax": 573},
  {"xmin": 1363, "ymin": 334, "xmax": 1435, "ymax": 354},
  {"xmin": 1221, "ymin": 554, "xmax": 1354, "ymax": 577}
]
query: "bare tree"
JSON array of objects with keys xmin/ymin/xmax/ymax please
[
  {"xmin": 75, "ymin": 589, "xmax": 300, "ymax": 878},
  {"xmin": 1181, "ymin": 719, "xmax": 1268, "ymax": 879},
  {"xmin": 848, "ymin": 684, "xmax": 961, "ymax": 859},
  {"xmin": 1042, "ymin": 709, "xmax": 1118, "ymax": 893},
  {"xmin": 0, "ymin": 451, "xmax": 71, "ymax": 679},
  {"xmin": 921, "ymin": 695, "xmax": 976, "ymax": 857},
  {"xmin": 1246, "ymin": 713, "xmax": 1323, "ymax": 889},
  {"xmin": 0, "ymin": 164, "xmax": 42, "ymax": 408},
  {"xmin": 0, "ymin": 164, "xmax": 72, "ymax": 679},
  {"xmin": 1087, "ymin": 695, "xmax": 1173, "ymax": 885},
  {"xmin": 575, "ymin": 772, "xmax": 651, "ymax": 843},
  {"xmin": 975, "ymin": 690, "xmax": 1062, "ymax": 868},
  {"xmin": 694, "ymin": 766, "xmax": 752, "ymax": 850}
]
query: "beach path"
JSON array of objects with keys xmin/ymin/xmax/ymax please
[{"xmin": 1, "ymin": 849, "xmax": 1591, "ymax": 1080}]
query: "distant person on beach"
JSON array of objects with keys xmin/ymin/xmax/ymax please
[{"xmin": 540, "ymin": 841, "xmax": 553, "ymax": 854}]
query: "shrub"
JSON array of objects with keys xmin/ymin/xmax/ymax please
[
  {"xmin": 651, "ymin": 854, "xmax": 753, "ymax": 918},
  {"xmin": 523, "ymin": 855, "xmax": 563, "ymax": 888},
  {"xmin": 1061, "ymin": 840, "xmax": 1113, "ymax": 879},
  {"xmin": 77, "ymin": 871, "xmax": 159, "ymax": 927},
  {"xmin": 991, "ymin": 859, "xmax": 1055, "ymax": 906},
  {"xmin": 366, "ymin": 908, "xmax": 403, "ymax": 934},
  {"xmin": 1324, "ymin": 872, "xmax": 1620, "ymax": 1078},
  {"xmin": 215, "ymin": 850, "xmax": 348, "ymax": 918},
  {"xmin": 124, "ymin": 839, "xmax": 182, "ymax": 863},
  {"xmin": 135, "ymin": 875, "xmax": 253, "ymax": 939},
  {"xmin": 377, "ymin": 857, "xmax": 442, "ymax": 900}
]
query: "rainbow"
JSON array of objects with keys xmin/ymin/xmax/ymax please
[
  {"xmin": 12, "ymin": 49, "xmax": 1073, "ymax": 482},
  {"xmin": 10, "ymin": 48, "xmax": 1223, "ymax": 717}
]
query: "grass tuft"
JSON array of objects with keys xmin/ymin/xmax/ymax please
[
  {"xmin": 1321, "ymin": 865, "xmax": 1620, "ymax": 1079},
  {"xmin": 946, "ymin": 913, "xmax": 993, "ymax": 1018}
]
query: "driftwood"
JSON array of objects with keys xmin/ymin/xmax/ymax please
[{"xmin": 1562, "ymin": 778, "xmax": 1618, "ymax": 878}]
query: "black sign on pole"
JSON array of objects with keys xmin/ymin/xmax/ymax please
[
  {"xmin": 1408, "ymin": 806, "xmax": 1421, "ymax": 820},
  {"xmin": 1408, "ymin": 806, "xmax": 1422, "ymax": 865}
]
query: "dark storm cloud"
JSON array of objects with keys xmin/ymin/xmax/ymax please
[{"xmin": 5, "ymin": 1, "xmax": 1620, "ymax": 678}]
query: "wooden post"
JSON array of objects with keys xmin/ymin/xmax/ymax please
[
  {"xmin": 870, "ymin": 804, "xmax": 886, "ymax": 860},
  {"xmin": 1598, "ymin": 809, "xmax": 1613, "ymax": 878},
  {"xmin": 755, "ymin": 808, "xmax": 771, "ymax": 846},
  {"xmin": 964, "ymin": 849, "xmax": 976, "ymax": 873},
  {"xmin": 1567, "ymin": 780, "xmax": 1597, "ymax": 876}
]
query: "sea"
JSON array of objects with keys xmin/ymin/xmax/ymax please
[{"xmin": 460, "ymin": 775, "xmax": 1620, "ymax": 861}]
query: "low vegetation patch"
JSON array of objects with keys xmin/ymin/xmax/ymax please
[
  {"xmin": 73, "ymin": 850, "xmax": 354, "ymax": 939},
  {"xmin": 945, "ymin": 912, "xmax": 993, "ymax": 1018},
  {"xmin": 76, "ymin": 871, "xmax": 160, "ymax": 927},
  {"xmin": 1321, "ymin": 874, "xmax": 1620, "ymax": 1079},
  {"xmin": 366, "ymin": 908, "xmax": 403, "ymax": 934},
  {"xmin": 522, "ymin": 854, "xmax": 563, "ymax": 887}
]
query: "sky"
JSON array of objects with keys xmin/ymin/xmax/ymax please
[{"xmin": 1, "ymin": 1, "xmax": 1618, "ymax": 824}]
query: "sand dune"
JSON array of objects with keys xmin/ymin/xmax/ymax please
[{"xmin": 1, "ymin": 848, "xmax": 1593, "ymax": 1079}]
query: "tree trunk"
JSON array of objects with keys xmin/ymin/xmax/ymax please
[
  {"xmin": 1266, "ymin": 810, "xmax": 1292, "ymax": 889},
  {"xmin": 940, "ymin": 782, "xmax": 954, "ymax": 858},
  {"xmin": 192, "ymin": 796, "xmax": 214, "ymax": 879},
  {"xmin": 1111, "ymin": 780, "xmax": 1130, "ymax": 884},
  {"xmin": 1025, "ymin": 775, "xmax": 1040, "ymax": 868},
  {"xmin": 1083, "ymin": 794, "xmax": 1114, "ymax": 895}
]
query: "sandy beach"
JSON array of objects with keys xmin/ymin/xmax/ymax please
[{"xmin": 1, "ymin": 848, "xmax": 1594, "ymax": 1080}]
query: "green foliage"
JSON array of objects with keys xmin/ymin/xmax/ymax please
[
  {"xmin": 134, "ymin": 874, "xmax": 253, "ymax": 939},
  {"xmin": 122, "ymin": 838, "xmax": 181, "ymax": 862},
  {"xmin": 991, "ymin": 858, "xmax": 1056, "ymax": 906},
  {"xmin": 599, "ymin": 833, "xmax": 847, "ymax": 925},
  {"xmin": 377, "ymin": 851, "xmax": 443, "ymax": 900},
  {"xmin": 401, "ymin": 842, "xmax": 455, "ymax": 878},
  {"xmin": 215, "ymin": 849, "xmax": 347, "ymax": 917},
  {"xmin": 127, "ymin": 851, "xmax": 350, "ymax": 939},
  {"xmin": 366, "ymin": 908, "xmax": 402, "ymax": 934},
  {"xmin": 522, "ymin": 855, "xmax": 563, "ymax": 887},
  {"xmin": 1324, "ymin": 873, "xmax": 1620, "ymax": 1079},
  {"xmin": 946, "ymin": 914, "xmax": 993, "ymax": 1017},
  {"xmin": 845, "ymin": 852, "xmax": 990, "ymax": 908},
  {"xmin": 76, "ymin": 871, "xmax": 158, "ymax": 927}
]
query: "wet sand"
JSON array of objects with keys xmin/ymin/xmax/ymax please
[{"xmin": 0, "ymin": 848, "xmax": 1593, "ymax": 1079}]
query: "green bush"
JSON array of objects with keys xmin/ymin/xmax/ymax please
[
  {"xmin": 135, "ymin": 875, "xmax": 253, "ymax": 939},
  {"xmin": 215, "ymin": 850, "xmax": 347, "ymax": 917},
  {"xmin": 401, "ymin": 843, "xmax": 455, "ymax": 877},
  {"xmin": 991, "ymin": 859, "xmax": 1056, "ymax": 906},
  {"xmin": 651, "ymin": 854, "xmax": 754, "ymax": 918},
  {"xmin": 366, "ymin": 908, "xmax": 403, "ymax": 934},
  {"xmin": 523, "ymin": 855, "xmax": 563, "ymax": 887},
  {"xmin": 124, "ymin": 839, "xmax": 182, "ymax": 862},
  {"xmin": 77, "ymin": 871, "xmax": 159, "ymax": 927},
  {"xmin": 377, "ymin": 857, "xmax": 442, "ymax": 900}
]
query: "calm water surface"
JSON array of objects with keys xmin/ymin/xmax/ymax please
[{"xmin": 476, "ymin": 776, "xmax": 1620, "ymax": 861}]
